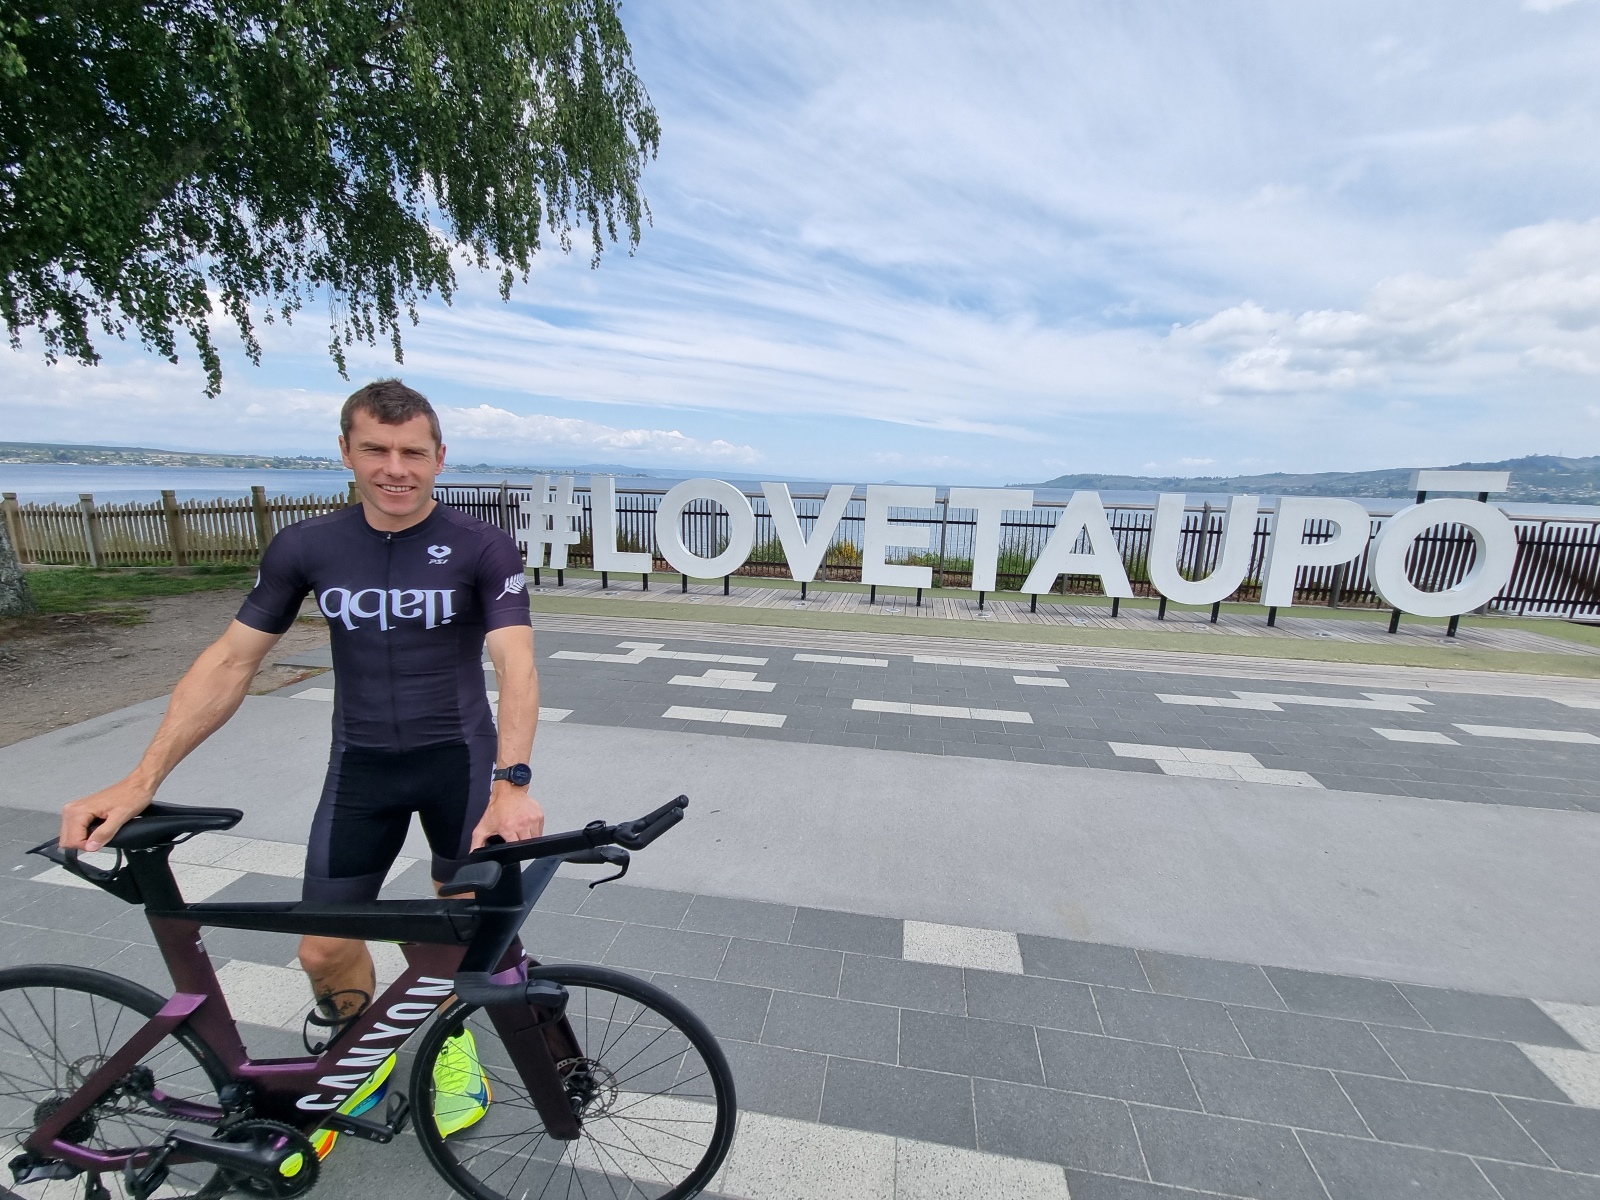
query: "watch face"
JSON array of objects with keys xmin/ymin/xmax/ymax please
[{"xmin": 506, "ymin": 763, "xmax": 532, "ymax": 787}]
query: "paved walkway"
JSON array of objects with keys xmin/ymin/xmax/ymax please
[
  {"xmin": 3, "ymin": 616, "xmax": 1599, "ymax": 1199},
  {"xmin": 528, "ymin": 573, "xmax": 1600, "ymax": 657}
]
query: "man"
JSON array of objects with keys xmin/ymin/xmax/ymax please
[{"xmin": 58, "ymin": 379, "xmax": 541, "ymax": 1153}]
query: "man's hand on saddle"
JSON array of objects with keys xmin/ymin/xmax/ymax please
[
  {"xmin": 60, "ymin": 781, "xmax": 153, "ymax": 853},
  {"xmin": 470, "ymin": 784, "xmax": 546, "ymax": 851}
]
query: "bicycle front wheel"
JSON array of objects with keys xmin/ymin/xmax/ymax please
[
  {"xmin": 413, "ymin": 963, "xmax": 737, "ymax": 1200},
  {"xmin": 0, "ymin": 964, "xmax": 232, "ymax": 1199}
]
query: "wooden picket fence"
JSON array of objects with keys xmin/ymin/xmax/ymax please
[{"xmin": 1, "ymin": 487, "xmax": 354, "ymax": 567}]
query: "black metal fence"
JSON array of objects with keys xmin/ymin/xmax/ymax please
[{"xmin": 435, "ymin": 484, "xmax": 1600, "ymax": 618}]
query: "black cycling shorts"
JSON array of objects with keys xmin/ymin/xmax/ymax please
[{"xmin": 302, "ymin": 737, "xmax": 496, "ymax": 903}]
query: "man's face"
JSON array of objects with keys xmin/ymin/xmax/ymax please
[{"xmin": 339, "ymin": 410, "xmax": 446, "ymax": 523}]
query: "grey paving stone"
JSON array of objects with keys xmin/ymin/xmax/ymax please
[
  {"xmin": 1337, "ymin": 1073, "xmax": 1551, "ymax": 1164},
  {"xmin": 899, "ymin": 1010, "xmax": 1044, "ymax": 1085},
  {"xmin": 1228, "ymin": 1005, "xmax": 1405, "ymax": 1076},
  {"xmin": 1477, "ymin": 1161, "xmax": 1600, "ymax": 1200},
  {"xmin": 680, "ymin": 894, "xmax": 796, "ymax": 942},
  {"xmin": 1020, "ymin": 935, "xmax": 1150, "ymax": 989},
  {"xmin": 1181, "ymin": 1050, "xmax": 1369, "ymax": 1136},
  {"xmin": 205, "ymin": 872, "xmax": 302, "ymax": 904},
  {"xmin": 521, "ymin": 910, "xmax": 623, "ymax": 964},
  {"xmin": 0, "ymin": 923, "xmax": 123, "ymax": 970},
  {"xmin": 1036, "ymin": 1028, "xmax": 1200, "ymax": 1109},
  {"xmin": 1296, "ymin": 1132, "xmax": 1500, "ymax": 1200},
  {"xmin": 196, "ymin": 924, "xmax": 300, "ymax": 967},
  {"xmin": 4, "ymin": 881, "xmax": 129, "ymax": 935},
  {"xmin": 718, "ymin": 937, "xmax": 843, "ymax": 996},
  {"xmin": 718, "ymin": 1038, "xmax": 827, "ymax": 1122},
  {"xmin": 1130, "ymin": 1105, "xmax": 1327, "ymax": 1199},
  {"xmin": 964, "ymin": 969, "xmax": 1100, "ymax": 1034},
  {"xmin": 1137, "ymin": 950, "xmax": 1286, "ymax": 1009},
  {"xmin": 760, "ymin": 990, "xmax": 899, "ymax": 1063},
  {"xmin": 96, "ymin": 941, "xmax": 179, "ymax": 995},
  {"xmin": 1262, "ymin": 966, "xmax": 1428, "ymax": 1028},
  {"xmin": 649, "ymin": 974, "xmax": 771, "ymax": 1042},
  {"xmin": 820, "ymin": 1057, "xmax": 976, "ymax": 1149},
  {"xmin": 973, "ymin": 1078, "xmax": 1144, "ymax": 1176},
  {"xmin": 1369, "ymin": 1024, "xmax": 1571, "ymax": 1101},
  {"xmin": 1094, "ymin": 987, "xmax": 1249, "ymax": 1056},
  {"xmin": 838, "ymin": 953, "xmax": 965, "ymax": 1015},
  {"xmin": 530, "ymin": 874, "xmax": 596, "ymax": 915},
  {"xmin": 789, "ymin": 907, "xmax": 902, "ymax": 957},
  {"xmin": 1500, "ymin": 1098, "xmax": 1600, "ymax": 1175},
  {"xmin": 1397, "ymin": 984, "xmax": 1583, "ymax": 1048},
  {"xmin": 601, "ymin": 923, "xmax": 728, "ymax": 979},
  {"xmin": 1062, "ymin": 1172, "xmax": 1221, "ymax": 1199}
]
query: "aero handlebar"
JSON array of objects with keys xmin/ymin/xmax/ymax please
[{"xmin": 465, "ymin": 795, "xmax": 689, "ymax": 865}]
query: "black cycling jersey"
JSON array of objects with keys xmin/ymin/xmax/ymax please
[{"xmin": 237, "ymin": 503, "xmax": 530, "ymax": 751}]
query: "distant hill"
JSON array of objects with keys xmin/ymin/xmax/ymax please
[{"xmin": 1027, "ymin": 455, "xmax": 1600, "ymax": 505}]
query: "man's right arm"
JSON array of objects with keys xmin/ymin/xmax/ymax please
[{"xmin": 60, "ymin": 620, "xmax": 284, "ymax": 852}]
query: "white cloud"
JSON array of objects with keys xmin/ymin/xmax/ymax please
[
  {"xmin": 1177, "ymin": 218, "xmax": 1600, "ymax": 395},
  {"xmin": 438, "ymin": 404, "xmax": 759, "ymax": 464}
]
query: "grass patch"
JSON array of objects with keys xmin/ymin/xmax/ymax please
[{"xmin": 21, "ymin": 565, "xmax": 256, "ymax": 614}]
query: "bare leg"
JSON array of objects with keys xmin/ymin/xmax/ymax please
[{"xmin": 298, "ymin": 936, "xmax": 376, "ymax": 1017}]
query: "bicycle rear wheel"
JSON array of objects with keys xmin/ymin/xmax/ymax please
[
  {"xmin": 413, "ymin": 963, "xmax": 737, "ymax": 1200},
  {"xmin": 0, "ymin": 964, "xmax": 231, "ymax": 1199}
]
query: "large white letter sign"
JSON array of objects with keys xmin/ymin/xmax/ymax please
[
  {"xmin": 516, "ymin": 476, "xmax": 584, "ymax": 569},
  {"xmin": 1021, "ymin": 492, "xmax": 1134, "ymax": 597},
  {"xmin": 1261, "ymin": 497, "xmax": 1370, "ymax": 609},
  {"xmin": 948, "ymin": 488, "xmax": 1032, "ymax": 593},
  {"xmin": 862, "ymin": 485, "xmax": 936, "ymax": 588},
  {"xmin": 762, "ymin": 482, "xmax": 854, "ymax": 583},
  {"xmin": 590, "ymin": 476, "xmax": 653, "ymax": 573},
  {"xmin": 1368, "ymin": 499, "xmax": 1517, "ymax": 617},
  {"xmin": 1147, "ymin": 494, "xmax": 1259, "ymax": 606},
  {"xmin": 655, "ymin": 479, "xmax": 756, "ymax": 578}
]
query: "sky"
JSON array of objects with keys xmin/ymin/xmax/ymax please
[{"xmin": 7, "ymin": 0, "xmax": 1600, "ymax": 485}]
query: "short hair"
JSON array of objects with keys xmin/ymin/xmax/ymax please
[{"xmin": 340, "ymin": 379, "xmax": 442, "ymax": 446}]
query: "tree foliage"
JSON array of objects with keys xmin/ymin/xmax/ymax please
[{"xmin": 0, "ymin": 1, "xmax": 660, "ymax": 394}]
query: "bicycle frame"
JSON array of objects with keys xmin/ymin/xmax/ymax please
[{"xmin": 22, "ymin": 842, "xmax": 584, "ymax": 1176}]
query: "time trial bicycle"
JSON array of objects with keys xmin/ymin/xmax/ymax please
[{"xmin": 0, "ymin": 795, "xmax": 735, "ymax": 1199}]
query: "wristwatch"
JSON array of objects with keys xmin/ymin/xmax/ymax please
[{"xmin": 492, "ymin": 763, "xmax": 533, "ymax": 787}]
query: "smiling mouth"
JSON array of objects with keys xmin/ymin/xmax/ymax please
[{"xmin": 377, "ymin": 484, "xmax": 414, "ymax": 494}]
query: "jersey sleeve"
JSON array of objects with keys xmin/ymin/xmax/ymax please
[
  {"xmin": 478, "ymin": 527, "xmax": 532, "ymax": 631},
  {"xmin": 236, "ymin": 527, "xmax": 310, "ymax": 635}
]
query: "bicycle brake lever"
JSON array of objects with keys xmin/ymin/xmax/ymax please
[{"xmin": 567, "ymin": 845, "xmax": 630, "ymax": 888}]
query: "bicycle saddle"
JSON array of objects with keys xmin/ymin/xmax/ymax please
[{"xmin": 96, "ymin": 803, "xmax": 244, "ymax": 850}]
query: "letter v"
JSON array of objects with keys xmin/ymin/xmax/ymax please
[{"xmin": 763, "ymin": 483, "xmax": 854, "ymax": 583}]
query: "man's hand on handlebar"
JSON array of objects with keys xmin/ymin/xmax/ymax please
[
  {"xmin": 60, "ymin": 780, "xmax": 154, "ymax": 853},
  {"xmin": 470, "ymin": 784, "xmax": 546, "ymax": 852}
]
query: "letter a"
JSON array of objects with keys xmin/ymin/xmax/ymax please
[{"xmin": 1021, "ymin": 492, "xmax": 1134, "ymax": 598}]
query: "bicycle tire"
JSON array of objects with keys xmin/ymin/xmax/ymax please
[
  {"xmin": 413, "ymin": 963, "xmax": 738, "ymax": 1200},
  {"xmin": 0, "ymin": 963, "xmax": 234, "ymax": 1199}
]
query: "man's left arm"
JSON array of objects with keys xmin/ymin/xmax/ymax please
[{"xmin": 473, "ymin": 624, "xmax": 544, "ymax": 849}]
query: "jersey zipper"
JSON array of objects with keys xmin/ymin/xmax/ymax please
[{"xmin": 385, "ymin": 530, "xmax": 400, "ymax": 746}]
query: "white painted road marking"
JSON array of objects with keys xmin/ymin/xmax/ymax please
[
  {"xmin": 664, "ymin": 705, "xmax": 787, "ymax": 728},
  {"xmin": 669, "ymin": 669, "xmax": 776, "ymax": 693},
  {"xmin": 1014, "ymin": 676, "xmax": 1069, "ymax": 688},
  {"xmin": 550, "ymin": 640, "xmax": 766, "ymax": 666},
  {"xmin": 1455, "ymin": 724, "xmax": 1600, "ymax": 745},
  {"xmin": 1552, "ymin": 697, "xmax": 1600, "ymax": 710},
  {"xmin": 1159, "ymin": 691, "xmax": 1432, "ymax": 713},
  {"xmin": 1373, "ymin": 727, "xmax": 1460, "ymax": 745},
  {"xmin": 795, "ymin": 653, "xmax": 890, "ymax": 667},
  {"xmin": 290, "ymin": 687, "xmax": 335, "ymax": 702},
  {"xmin": 903, "ymin": 920, "xmax": 1024, "ymax": 974},
  {"xmin": 854, "ymin": 699, "xmax": 1033, "ymax": 724},
  {"xmin": 1519, "ymin": 1043, "xmax": 1600, "ymax": 1108},
  {"xmin": 1109, "ymin": 743, "xmax": 1323, "ymax": 788},
  {"xmin": 913, "ymin": 655, "xmax": 1057, "ymax": 672}
]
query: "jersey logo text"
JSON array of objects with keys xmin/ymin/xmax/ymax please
[
  {"xmin": 427, "ymin": 544, "xmax": 452, "ymax": 564},
  {"xmin": 318, "ymin": 587, "xmax": 457, "ymax": 630}
]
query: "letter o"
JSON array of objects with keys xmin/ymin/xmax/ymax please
[
  {"xmin": 654, "ymin": 479, "xmax": 756, "ymax": 578},
  {"xmin": 1369, "ymin": 499, "xmax": 1518, "ymax": 618}
]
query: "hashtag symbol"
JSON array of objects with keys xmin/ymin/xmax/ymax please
[{"xmin": 516, "ymin": 476, "xmax": 584, "ymax": 568}]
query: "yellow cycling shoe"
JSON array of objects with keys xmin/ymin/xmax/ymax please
[
  {"xmin": 309, "ymin": 1051, "xmax": 396, "ymax": 1159},
  {"xmin": 433, "ymin": 1028, "xmax": 492, "ymax": 1137}
]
